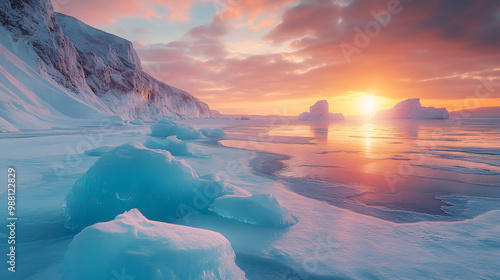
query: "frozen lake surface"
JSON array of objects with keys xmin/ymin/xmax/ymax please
[
  {"xmin": 220, "ymin": 117, "xmax": 500, "ymax": 221},
  {"xmin": 0, "ymin": 117, "xmax": 499, "ymax": 279}
]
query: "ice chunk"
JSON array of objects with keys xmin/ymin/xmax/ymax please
[
  {"xmin": 83, "ymin": 146, "xmax": 113, "ymax": 157},
  {"xmin": 144, "ymin": 136, "xmax": 192, "ymax": 156},
  {"xmin": 150, "ymin": 120, "xmax": 204, "ymax": 139},
  {"xmin": 298, "ymin": 100, "xmax": 345, "ymax": 121},
  {"xmin": 200, "ymin": 128, "xmax": 226, "ymax": 137},
  {"xmin": 240, "ymin": 116, "xmax": 251, "ymax": 120},
  {"xmin": 64, "ymin": 142, "xmax": 226, "ymax": 231},
  {"xmin": 209, "ymin": 194, "xmax": 298, "ymax": 228},
  {"xmin": 62, "ymin": 209, "xmax": 246, "ymax": 280},
  {"xmin": 376, "ymin": 98, "xmax": 449, "ymax": 119}
]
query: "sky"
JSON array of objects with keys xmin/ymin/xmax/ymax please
[{"xmin": 52, "ymin": 0, "xmax": 500, "ymax": 116}]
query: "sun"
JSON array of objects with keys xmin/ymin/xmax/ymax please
[{"xmin": 362, "ymin": 94, "xmax": 377, "ymax": 115}]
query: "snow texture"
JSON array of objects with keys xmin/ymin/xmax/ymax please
[
  {"xmin": 298, "ymin": 100, "xmax": 345, "ymax": 121},
  {"xmin": 62, "ymin": 209, "xmax": 246, "ymax": 280},
  {"xmin": 150, "ymin": 120, "xmax": 204, "ymax": 140},
  {"xmin": 64, "ymin": 142, "xmax": 228, "ymax": 231},
  {"xmin": 376, "ymin": 98, "xmax": 449, "ymax": 119},
  {"xmin": 209, "ymin": 194, "xmax": 298, "ymax": 228}
]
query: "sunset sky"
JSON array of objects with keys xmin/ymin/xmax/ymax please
[{"xmin": 52, "ymin": 0, "xmax": 500, "ymax": 116}]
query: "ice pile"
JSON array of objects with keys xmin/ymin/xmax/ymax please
[
  {"xmin": 150, "ymin": 119, "xmax": 204, "ymax": 140},
  {"xmin": 144, "ymin": 136, "xmax": 192, "ymax": 156},
  {"xmin": 376, "ymin": 98, "xmax": 449, "ymax": 119},
  {"xmin": 62, "ymin": 209, "xmax": 246, "ymax": 280},
  {"xmin": 298, "ymin": 100, "xmax": 345, "ymax": 121},
  {"xmin": 200, "ymin": 128, "xmax": 226, "ymax": 137},
  {"xmin": 83, "ymin": 146, "xmax": 113, "ymax": 157},
  {"xmin": 209, "ymin": 194, "xmax": 297, "ymax": 228},
  {"xmin": 64, "ymin": 142, "xmax": 229, "ymax": 231}
]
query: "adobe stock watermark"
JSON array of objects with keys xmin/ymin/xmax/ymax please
[{"xmin": 340, "ymin": 0, "xmax": 411, "ymax": 63}]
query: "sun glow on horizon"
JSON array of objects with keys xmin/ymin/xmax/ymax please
[{"xmin": 362, "ymin": 94, "xmax": 377, "ymax": 115}]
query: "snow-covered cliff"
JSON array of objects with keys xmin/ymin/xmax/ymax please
[{"xmin": 0, "ymin": 0, "xmax": 210, "ymax": 131}]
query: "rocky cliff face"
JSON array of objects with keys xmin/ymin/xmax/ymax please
[{"xmin": 0, "ymin": 0, "xmax": 210, "ymax": 119}]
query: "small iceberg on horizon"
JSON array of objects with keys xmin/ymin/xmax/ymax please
[
  {"xmin": 298, "ymin": 100, "xmax": 345, "ymax": 121},
  {"xmin": 375, "ymin": 98, "xmax": 449, "ymax": 120}
]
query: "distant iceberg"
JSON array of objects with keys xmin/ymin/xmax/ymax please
[
  {"xmin": 376, "ymin": 98, "xmax": 449, "ymax": 119},
  {"xmin": 298, "ymin": 100, "xmax": 345, "ymax": 121},
  {"xmin": 63, "ymin": 209, "xmax": 246, "ymax": 280}
]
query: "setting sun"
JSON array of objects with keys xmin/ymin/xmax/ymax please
[{"xmin": 363, "ymin": 94, "xmax": 377, "ymax": 115}]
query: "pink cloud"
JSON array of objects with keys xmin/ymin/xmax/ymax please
[{"xmin": 51, "ymin": 0, "xmax": 198, "ymax": 24}]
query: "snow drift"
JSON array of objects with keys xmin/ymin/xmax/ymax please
[
  {"xmin": 64, "ymin": 142, "xmax": 230, "ymax": 231},
  {"xmin": 209, "ymin": 194, "xmax": 297, "ymax": 228},
  {"xmin": 298, "ymin": 100, "xmax": 345, "ymax": 121},
  {"xmin": 63, "ymin": 209, "xmax": 246, "ymax": 280},
  {"xmin": 376, "ymin": 98, "xmax": 449, "ymax": 119}
]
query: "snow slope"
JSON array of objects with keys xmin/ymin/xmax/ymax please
[
  {"xmin": 0, "ymin": 25, "xmax": 116, "ymax": 131},
  {"xmin": 376, "ymin": 98, "xmax": 449, "ymax": 119},
  {"xmin": 0, "ymin": 0, "xmax": 210, "ymax": 131}
]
